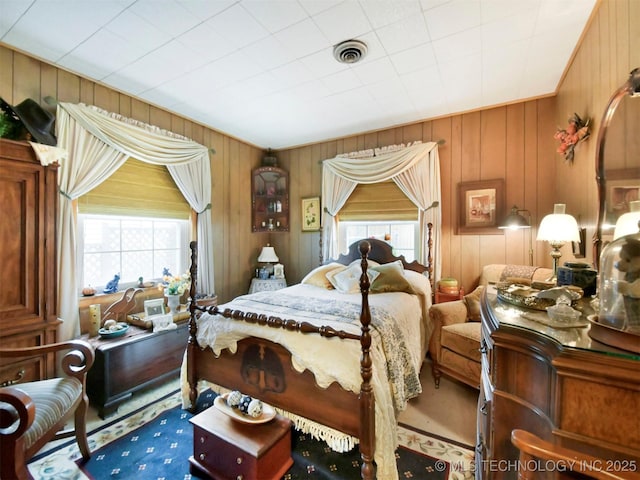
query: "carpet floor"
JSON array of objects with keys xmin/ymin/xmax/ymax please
[{"xmin": 28, "ymin": 379, "xmax": 476, "ymax": 480}]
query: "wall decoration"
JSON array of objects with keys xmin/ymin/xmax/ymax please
[
  {"xmin": 458, "ymin": 179, "xmax": 504, "ymax": 234},
  {"xmin": 554, "ymin": 113, "xmax": 590, "ymax": 163},
  {"xmin": 302, "ymin": 197, "xmax": 321, "ymax": 232}
]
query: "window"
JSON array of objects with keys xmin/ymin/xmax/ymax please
[
  {"xmin": 78, "ymin": 214, "xmax": 189, "ymax": 292},
  {"xmin": 338, "ymin": 221, "xmax": 418, "ymax": 261}
]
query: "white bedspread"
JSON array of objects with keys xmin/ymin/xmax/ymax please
[{"xmin": 181, "ymin": 284, "xmax": 428, "ymax": 480}]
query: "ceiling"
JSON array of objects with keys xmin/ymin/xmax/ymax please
[{"xmin": 1, "ymin": 0, "xmax": 597, "ymax": 149}]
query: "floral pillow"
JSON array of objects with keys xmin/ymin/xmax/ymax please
[
  {"xmin": 369, "ymin": 261, "xmax": 415, "ymax": 294},
  {"xmin": 301, "ymin": 263, "xmax": 345, "ymax": 289}
]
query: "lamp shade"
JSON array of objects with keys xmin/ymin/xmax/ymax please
[
  {"xmin": 614, "ymin": 200, "xmax": 640, "ymax": 239},
  {"xmin": 536, "ymin": 204, "xmax": 580, "ymax": 243},
  {"xmin": 257, "ymin": 245, "xmax": 279, "ymax": 263},
  {"xmin": 499, "ymin": 205, "xmax": 531, "ymax": 230}
]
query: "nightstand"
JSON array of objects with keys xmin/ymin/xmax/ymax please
[
  {"xmin": 249, "ymin": 277, "xmax": 287, "ymax": 294},
  {"xmin": 434, "ymin": 287, "xmax": 464, "ymax": 304}
]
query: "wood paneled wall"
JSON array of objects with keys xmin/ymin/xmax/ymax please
[
  {"xmin": 0, "ymin": 44, "xmax": 267, "ymax": 304},
  {"xmin": 1, "ymin": 0, "xmax": 636, "ymax": 298},
  {"xmin": 277, "ymin": 101, "xmax": 557, "ymax": 293},
  {"xmin": 555, "ymin": 0, "xmax": 640, "ymax": 265}
]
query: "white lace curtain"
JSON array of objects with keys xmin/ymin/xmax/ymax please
[
  {"xmin": 56, "ymin": 102, "xmax": 214, "ymax": 341},
  {"xmin": 321, "ymin": 141, "xmax": 441, "ymax": 281}
]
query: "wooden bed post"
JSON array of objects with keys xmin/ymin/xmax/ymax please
[
  {"xmin": 358, "ymin": 241, "xmax": 376, "ymax": 480},
  {"xmin": 187, "ymin": 241, "xmax": 199, "ymax": 412}
]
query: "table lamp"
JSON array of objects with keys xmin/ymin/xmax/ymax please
[
  {"xmin": 499, "ymin": 205, "xmax": 533, "ymax": 266},
  {"xmin": 536, "ymin": 204, "xmax": 580, "ymax": 280},
  {"xmin": 257, "ymin": 244, "xmax": 279, "ymax": 278},
  {"xmin": 613, "ymin": 200, "xmax": 640, "ymax": 240}
]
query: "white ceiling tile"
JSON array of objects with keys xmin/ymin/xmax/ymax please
[
  {"xmin": 298, "ymin": 0, "xmax": 344, "ymax": 16},
  {"xmin": 177, "ymin": 19, "xmax": 235, "ymax": 62},
  {"xmin": 241, "ymin": 1, "xmax": 308, "ymax": 34},
  {"xmin": 128, "ymin": 0, "xmax": 202, "ymax": 37},
  {"xmin": 204, "ymin": 3, "xmax": 270, "ymax": 50},
  {"xmin": 299, "ymin": 48, "xmax": 350, "ymax": 78},
  {"xmin": 423, "ymin": 0, "xmax": 481, "ymax": 41},
  {"xmin": 1, "ymin": 0, "xmax": 598, "ymax": 148},
  {"xmin": 57, "ymin": 29, "xmax": 143, "ymax": 80},
  {"xmin": 352, "ymin": 56, "xmax": 397, "ymax": 85},
  {"xmin": 0, "ymin": 0, "xmax": 31, "ymax": 39},
  {"xmin": 321, "ymin": 68, "xmax": 363, "ymax": 94},
  {"xmin": 312, "ymin": 1, "xmax": 372, "ymax": 44},
  {"xmin": 241, "ymin": 35, "xmax": 297, "ymax": 71},
  {"xmin": 480, "ymin": 0, "xmax": 541, "ymax": 24},
  {"xmin": 270, "ymin": 60, "xmax": 315, "ymax": 89},
  {"xmin": 104, "ymin": 9, "xmax": 171, "ymax": 52},
  {"xmin": 389, "ymin": 42, "xmax": 436, "ymax": 75},
  {"xmin": 273, "ymin": 17, "xmax": 329, "ymax": 59},
  {"xmin": 175, "ymin": 0, "xmax": 236, "ymax": 20},
  {"xmin": 375, "ymin": 13, "xmax": 430, "ymax": 55},
  {"xmin": 3, "ymin": 0, "xmax": 127, "ymax": 61},
  {"xmin": 481, "ymin": 9, "xmax": 537, "ymax": 50},
  {"xmin": 432, "ymin": 26, "xmax": 481, "ymax": 64},
  {"xmin": 362, "ymin": 0, "xmax": 422, "ymax": 30}
]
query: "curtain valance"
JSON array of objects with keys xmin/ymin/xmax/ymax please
[
  {"xmin": 55, "ymin": 103, "xmax": 214, "ymax": 341},
  {"xmin": 321, "ymin": 142, "xmax": 441, "ymax": 281}
]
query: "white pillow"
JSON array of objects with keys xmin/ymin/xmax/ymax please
[
  {"xmin": 329, "ymin": 263, "xmax": 380, "ymax": 294},
  {"xmin": 301, "ymin": 263, "xmax": 344, "ymax": 289}
]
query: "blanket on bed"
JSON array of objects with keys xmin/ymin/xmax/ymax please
[{"xmin": 181, "ymin": 285, "xmax": 425, "ymax": 480}]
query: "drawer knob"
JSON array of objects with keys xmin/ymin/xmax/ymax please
[
  {"xmin": 237, "ymin": 476, "xmax": 243, "ymax": 480},
  {"xmin": 199, "ymin": 453, "xmax": 205, "ymax": 460},
  {"xmin": 199, "ymin": 436, "xmax": 205, "ymax": 444},
  {"xmin": 236, "ymin": 457, "xmax": 243, "ymax": 464}
]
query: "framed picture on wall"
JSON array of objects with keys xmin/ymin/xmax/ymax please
[
  {"xmin": 302, "ymin": 197, "xmax": 321, "ymax": 232},
  {"xmin": 458, "ymin": 179, "xmax": 505, "ymax": 234}
]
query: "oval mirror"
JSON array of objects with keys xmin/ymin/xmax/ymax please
[{"xmin": 594, "ymin": 68, "xmax": 640, "ymax": 265}]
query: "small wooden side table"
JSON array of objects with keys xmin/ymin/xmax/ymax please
[{"xmin": 434, "ymin": 287, "xmax": 465, "ymax": 304}]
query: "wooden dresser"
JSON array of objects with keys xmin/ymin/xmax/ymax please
[
  {"xmin": 478, "ymin": 290, "xmax": 640, "ymax": 479},
  {"xmin": 0, "ymin": 139, "xmax": 59, "ymax": 385}
]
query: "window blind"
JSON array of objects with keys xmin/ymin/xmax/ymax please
[
  {"xmin": 339, "ymin": 181, "xmax": 418, "ymax": 221},
  {"xmin": 77, "ymin": 158, "xmax": 191, "ymax": 219}
]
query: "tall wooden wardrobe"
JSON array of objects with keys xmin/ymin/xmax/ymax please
[{"xmin": 0, "ymin": 139, "xmax": 59, "ymax": 385}]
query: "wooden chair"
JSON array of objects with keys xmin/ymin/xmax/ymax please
[
  {"xmin": 0, "ymin": 340, "xmax": 95, "ymax": 480},
  {"xmin": 511, "ymin": 429, "xmax": 640, "ymax": 480}
]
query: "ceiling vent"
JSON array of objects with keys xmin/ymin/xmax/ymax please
[{"xmin": 333, "ymin": 39, "xmax": 367, "ymax": 64}]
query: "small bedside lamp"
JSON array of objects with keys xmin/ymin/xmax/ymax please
[
  {"xmin": 613, "ymin": 200, "xmax": 640, "ymax": 239},
  {"xmin": 257, "ymin": 244, "xmax": 279, "ymax": 278},
  {"xmin": 537, "ymin": 204, "xmax": 580, "ymax": 280}
]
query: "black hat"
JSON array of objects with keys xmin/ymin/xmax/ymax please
[{"xmin": 0, "ymin": 97, "xmax": 57, "ymax": 146}]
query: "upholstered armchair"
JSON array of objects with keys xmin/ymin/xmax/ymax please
[
  {"xmin": 0, "ymin": 340, "xmax": 95, "ymax": 480},
  {"xmin": 428, "ymin": 264, "xmax": 554, "ymax": 389}
]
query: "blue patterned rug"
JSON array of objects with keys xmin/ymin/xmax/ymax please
[{"xmin": 29, "ymin": 389, "xmax": 474, "ymax": 480}]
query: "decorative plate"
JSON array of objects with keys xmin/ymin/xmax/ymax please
[
  {"xmin": 98, "ymin": 323, "xmax": 129, "ymax": 339},
  {"xmin": 214, "ymin": 393, "xmax": 276, "ymax": 424}
]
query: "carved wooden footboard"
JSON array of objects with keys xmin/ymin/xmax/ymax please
[{"xmin": 186, "ymin": 228, "xmax": 433, "ymax": 480}]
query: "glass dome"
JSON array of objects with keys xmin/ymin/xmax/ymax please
[{"xmin": 598, "ymin": 232, "xmax": 640, "ymax": 332}]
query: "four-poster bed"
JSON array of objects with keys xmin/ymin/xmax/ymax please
[{"xmin": 182, "ymin": 232, "xmax": 434, "ymax": 480}]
